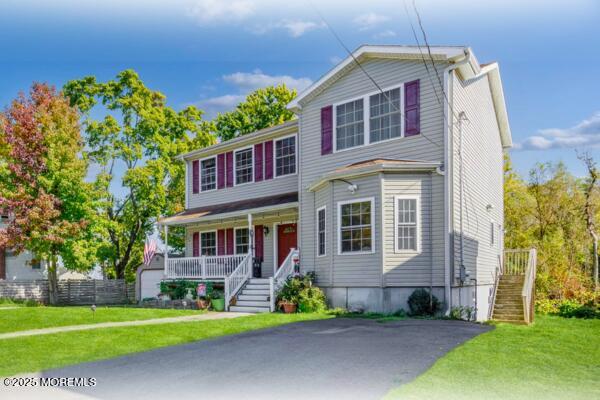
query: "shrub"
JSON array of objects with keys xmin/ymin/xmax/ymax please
[
  {"xmin": 298, "ymin": 286, "xmax": 327, "ymax": 313},
  {"xmin": 558, "ymin": 301, "xmax": 599, "ymax": 319},
  {"xmin": 159, "ymin": 280, "xmax": 214, "ymax": 300},
  {"xmin": 449, "ymin": 306, "xmax": 476, "ymax": 321},
  {"xmin": 407, "ymin": 289, "xmax": 441, "ymax": 316},
  {"xmin": 277, "ymin": 273, "xmax": 327, "ymax": 311},
  {"xmin": 210, "ymin": 290, "xmax": 223, "ymax": 300}
]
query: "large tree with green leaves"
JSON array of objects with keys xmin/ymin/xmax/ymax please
[
  {"xmin": 213, "ymin": 85, "xmax": 297, "ymax": 142},
  {"xmin": 63, "ymin": 70, "xmax": 214, "ymax": 279},
  {"xmin": 0, "ymin": 83, "xmax": 95, "ymax": 304}
]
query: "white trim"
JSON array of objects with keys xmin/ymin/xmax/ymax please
[
  {"xmin": 234, "ymin": 226, "xmax": 250, "ymax": 255},
  {"xmin": 273, "ymin": 133, "xmax": 298, "ymax": 179},
  {"xmin": 316, "ymin": 205, "xmax": 327, "ymax": 258},
  {"xmin": 394, "ymin": 195, "xmax": 421, "ymax": 254},
  {"xmin": 233, "ymin": 145, "xmax": 254, "ymax": 187},
  {"xmin": 336, "ymin": 197, "xmax": 376, "ymax": 256},
  {"xmin": 199, "ymin": 155, "xmax": 217, "ymax": 193},
  {"xmin": 184, "ymin": 161, "xmax": 189, "ymax": 209}
]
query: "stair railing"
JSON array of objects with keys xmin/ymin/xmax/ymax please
[
  {"xmin": 488, "ymin": 254, "xmax": 503, "ymax": 320},
  {"xmin": 269, "ymin": 248, "xmax": 298, "ymax": 312},
  {"xmin": 224, "ymin": 253, "xmax": 252, "ymax": 311},
  {"xmin": 521, "ymin": 248, "xmax": 537, "ymax": 324}
]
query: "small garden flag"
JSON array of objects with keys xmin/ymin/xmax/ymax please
[{"xmin": 143, "ymin": 239, "xmax": 157, "ymax": 266}]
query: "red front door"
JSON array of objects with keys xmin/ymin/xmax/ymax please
[{"xmin": 277, "ymin": 223, "xmax": 297, "ymax": 268}]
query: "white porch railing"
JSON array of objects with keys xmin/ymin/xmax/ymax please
[
  {"xmin": 224, "ymin": 253, "xmax": 253, "ymax": 311},
  {"xmin": 269, "ymin": 248, "xmax": 298, "ymax": 312},
  {"xmin": 166, "ymin": 255, "xmax": 247, "ymax": 279},
  {"xmin": 521, "ymin": 248, "xmax": 537, "ymax": 324}
]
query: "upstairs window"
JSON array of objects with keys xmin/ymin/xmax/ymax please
[
  {"xmin": 235, "ymin": 228, "xmax": 249, "ymax": 254},
  {"xmin": 370, "ymin": 88, "xmax": 401, "ymax": 143},
  {"xmin": 336, "ymin": 99, "xmax": 364, "ymax": 151},
  {"xmin": 338, "ymin": 199, "xmax": 373, "ymax": 254},
  {"xmin": 395, "ymin": 197, "xmax": 419, "ymax": 252},
  {"xmin": 235, "ymin": 148, "xmax": 253, "ymax": 185},
  {"xmin": 275, "ymin": 136, "xmax": 296, "ymax": 177},
  {"xmin": 201, "ymin": 231, "xmax": 217, "ymax": 256},
  {"xmin": 200, "ymin": 157, "xmax": 216, "ymax": 192}
]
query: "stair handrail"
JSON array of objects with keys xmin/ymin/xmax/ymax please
[
  {"xmin": 224, "ymin": 253, "xmax": 252, "ymax": 311},
  {"xmin": 269, "ymin": 248, "xmax": 298, "ymax": 312},
  {"xmin": 521, "ymin": 248, "xmax": 537, "ymax": 324},
  {"xmin": 488, "ymin": 254, "xmax": 503, "ymax": 320}
]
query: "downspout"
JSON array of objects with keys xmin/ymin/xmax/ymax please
[{"xmin": 442, "ymin": 50, "xmax": 471, "ymax": 315}]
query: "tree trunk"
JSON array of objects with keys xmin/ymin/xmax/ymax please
[
  {"xmin": 594, "ymin": 238, "xmax": 599, "ymax": 290},
  {"xmin": 47, "ymin": 257, "xmax": 59, "ymax": 305}
]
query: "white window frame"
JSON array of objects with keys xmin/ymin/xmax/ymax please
[
  {"xmin": 199, "ymin": 155, "xmax": 217, "ymax": 193},
  {"xmin": 234, "ymin": 227, "xmax": 250, "ymax": 255},
  {"xmin": 394, "ymin": 195, "xmax": 421, "ymax": 253},
  {"xmin": 199, "ymin": 230, "xmax": 218, "ymax": 256},
  {"xmin": 233, "ymin": 146, "xmax": 254, "ymax": 187},
  {"xmin": 273, "ymin": 134, "xmax": 298, "ymax": 178},
  {"xmin": 337, "ymin": 197, "xmax": 376, "ymax": 256},
  {"xmin": 333, "ymin": 83, "xmax": 406, "ymax": 154},
  {"xmin": 316, "ymin": 205, "xmax": 327, "ymax": 257}
]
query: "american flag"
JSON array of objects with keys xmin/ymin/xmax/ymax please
[{"xmin": 143, "ymin": 239, "xmax": 157, "ymax": 266}]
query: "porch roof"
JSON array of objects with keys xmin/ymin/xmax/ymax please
[{"xmin": 159, "ymin": 192, "xmax": 298, "ymax": 226}]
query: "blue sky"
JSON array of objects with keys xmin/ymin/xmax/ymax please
[{"xmin": 1, "ymin": 0, "xmax": 599, "ymax": 179}]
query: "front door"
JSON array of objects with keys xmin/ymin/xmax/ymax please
[{"xmin": 277, "ymin": 223, "xmax": 297, "ymax": 268}]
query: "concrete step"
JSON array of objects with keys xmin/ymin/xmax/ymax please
[
  {"xmin": 241, "ymin": 288, "xmax": 270, "ymax": 295},
  {"xmin": 229, "ymin": 305, "xmax": 270, "ymax": 313},
  {"xmin": 249, "ymin": 278, "xmax": 270, "ymax": 285},
  {"xmin": 238, "ymin": 294, "xmax": 269, "ymax": 301},
  {"xmin": 244, "ymin": 284, "xmax": 270, "ymax": 290},
  {"xmin": 235, "ymin": 300, "xmax": 271, "ymax": 307}
]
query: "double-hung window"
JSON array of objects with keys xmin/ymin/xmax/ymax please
[
  {"xmin": 235, "ymin": 228, "xmax": 249, "ymax": 254},
  {"xmin": 200, "ymin": 231, "xmax": 217, "ymax": 256},
  {"xmin": 235, "ymin": 148, "xmax": 253, "ymax": 185},
  {"xmin": 336, "ymin": 99, "xmax": 364, "ymax": 151},
  {"xmin": 275, "ymin": 136, "xmax": 296, "ymax": 177},
  {"xmin": 317, "ymin": 206, "xmax": 326, "ymax": 257},
  {"xmin": 370, "ymin": 88, "xmax": 401, "ymax": 143},
  {"xmin": 200, "ymin": 157, "xmax": 216, "ymax": 192},
  {"xmin": 339, "ymin": 199, "xmax": 373, "ymax": 254},
  {"xmin": 395, "ymin": 197, "xmax": 420, "ymax": 252}
]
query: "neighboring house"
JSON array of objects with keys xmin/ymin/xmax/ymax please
[
  {"xmin": 159, "ymin": 45, "xmax": 512, "ymax": 320},
  {"xmin": 0, "ymin": 215, "xmax": 46, "ymax": 281}
]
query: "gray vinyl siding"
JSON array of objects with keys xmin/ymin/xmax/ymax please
[
  {"xmin": 451, "ymin": 72, "xmax": 504, "ymax": 285},
  {"xmin": 187, "ymin": 130, "xmax": 298, "ymax": 209},
  {"xmin": 382, "ymin": 173, "xmax": 445, "ymax": 287},
  {"xmin": 298, "ymin": 58, "xmax": 448, "ymax": 287}
]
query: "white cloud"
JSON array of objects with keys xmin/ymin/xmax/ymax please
[
  {"xmin": 188, "ymin": 0, "xmax": 254, "ymax": 24},
  {"xmin": 353, "ymin": 12, "xmax": 389, "ymax": 31},
  {"xmin": 223, "ymin": 69, "xmax": 312, "ymax": 92},
  {"xmin": 252, "ymin": 19, "xmax": 324, "ymax": 37},
  {"xmin": 374, "ymin": 29, "xmax": 397, "ymax": 38},
  {"xmin": 515, "ymin": 112, "xmax": 600, "ymax": 150}
]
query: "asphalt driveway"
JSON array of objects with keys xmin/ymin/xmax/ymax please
[{"xmin": 19, "ymin": 318, "xmax": 491, "ymax": 400}]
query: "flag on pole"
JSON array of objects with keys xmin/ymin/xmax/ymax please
[{"xmin": 144, "ymin": 239, "xmax": 157, "ymax": 266}]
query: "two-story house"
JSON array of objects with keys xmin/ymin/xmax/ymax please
[{"xmin": 159, "ymin": 45, "xmax": 514, "ymax": 321}]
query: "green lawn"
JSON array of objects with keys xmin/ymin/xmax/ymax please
[
  {"xmin": 386, "ymin": 315, "xmax": 600, "ymax": 400},
  {"xmin": 0, "ymin": 313, "xmax": 331, "ymax": 377},
  {"xmin": 0, "ymin": 306, "xmax": 205, "ymax": 334}
]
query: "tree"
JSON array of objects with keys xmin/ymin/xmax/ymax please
[
  {"xmin": 0, "ymin": 83, "xmax": 94, "ymax": 304},
  {"xmin": 213, "ymin": 85, "xmax": 296, "ymax": 142},
  {"xmin": 578, "ymin": 152, "xmax": 599, "ymax": 289},
  {"xmin": 63, "ymin": 70, "xmax": 214, "ymax": 279}
]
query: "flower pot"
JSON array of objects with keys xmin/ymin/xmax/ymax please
[
  {"xmin": 196, "ymin": 299, "xmax": 210, "ymax": 309},
  {"xmin": 281, "ymin": 303, "xmax": 297, "ymax": 314},
  {"xmin": 211, "ymin": 298, "xmax": 225, "ymax": 311}
]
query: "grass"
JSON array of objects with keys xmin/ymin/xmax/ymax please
[
  {"xmin": 0, "ymin": 312, "xmax": 331, "ymax": 377},
  {"xmin": 385, "ymin": 315, "xmax": 600, "ymax": 400},
  {"xmin": 0, "ymin": 306, "xmax": 206, "ymax": 334}
]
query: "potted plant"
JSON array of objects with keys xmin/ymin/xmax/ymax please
[
  {"xmin": 277, "ymin": 276, "xmax": 302, "ymax": 313},
  {"xmin": 210, "ymin": 290, "xmax": 225, "ymax": 312}
]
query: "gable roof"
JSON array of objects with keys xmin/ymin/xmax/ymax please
[{"xmin": 287, "ymin": 44, "xmax": 512, "ymax": 148}]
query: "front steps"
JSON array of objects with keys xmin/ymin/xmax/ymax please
[
  {"xmin": 229, "ymin": 278, "xmax": 271, "ymax": 313},
  {"xmin": 493, "ymin": 275, "xmax": 526, "ymax": 323}
]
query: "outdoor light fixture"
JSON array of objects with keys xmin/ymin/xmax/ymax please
[
  {"xmin": 486, "ymin": 204, "xmax": 494, "ymax": 212},
  {"xmin": 263, "ymin": 226, "xmax": 270, "ymax": 236}
]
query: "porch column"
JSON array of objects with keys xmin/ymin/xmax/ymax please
[
  {"xmin": 163, "ymin": 225, "xmax": 169, "ymax": 275},
  {"xmin": 248, "ymin": 213, "xmax": 254, "ymax": 258}
]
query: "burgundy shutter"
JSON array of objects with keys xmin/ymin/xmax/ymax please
[
  {"xmin": 217, "ymin": 230, "xmax": 225, "ymax": 255},
  {"xmin": 217, "ymin": 153, "xmax": 225, "ymax": 189},
  {"xmin": 405, "ymin": 79, "xmax": 420, "ymax": 136},
  {"xmin": 0, "ymin": 247, "xmax": 5, "ymax": 280},
  {"xmin": 192, "ymin": 232, "xmax": 200, "ymax": 257},
  {"xmin": 321, "ymin": 105, "xmax": 333, "ymax": 155},
  {"xmin": 226, "ymin": 228, "xmax": 234, "ymax": 254},
  {"xmin": 264, "ymin": 140, "xmax": 273, "ymax": 180},
  {"xmin": 254, "ymin": 143, "xmax": 263, "ymax": 182},
  {"xmin": 226, "ymin": 151, "xmax": 234, "ymax": 187},
  {"xmin": 255, "ymin": 225, "xmax": 264, "ymax": 260},
  {"xmin": 192, "ymin": 160, "xmax": 199, "ymax": 194}
]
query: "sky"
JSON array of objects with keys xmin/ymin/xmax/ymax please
[{"xmin": 1, "ymin": 0, "xmax": 599, "ymax": 179}]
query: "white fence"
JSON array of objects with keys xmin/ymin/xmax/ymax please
[{"xmin": 165, "ymin": 255, "xmax": 247, "ymax": 279}]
